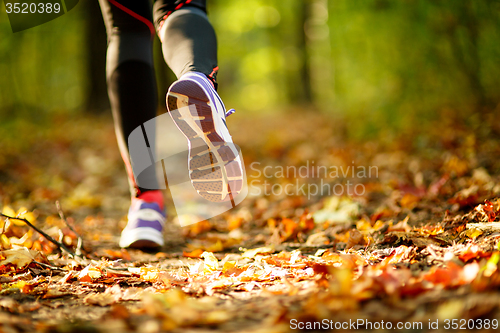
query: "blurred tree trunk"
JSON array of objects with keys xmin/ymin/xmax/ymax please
[
  {"xmin": 297, "ymin": 0, "xmax": 313, "ymax": 105},
  {"xmin": 84, "ymin": 0, "xmax": 109, "ymax": 113},
  {"xmin": 455, "ymin": 4, "xmax": 487, "ymax": 108},
  {"xmin": 284, "ymin": 0, "xmax": 312, "ymax": 106},
  {"xmin": 442, "ymin": 1, "xmax": 491, "ymax": 110}
]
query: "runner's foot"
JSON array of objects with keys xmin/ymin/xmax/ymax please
[
  {"xmin": 119, "ymin": 190, "xmax": 165, "ymax": 249},
  {"xmin": 166, "ymin": 72, "xmax": 243, "ymax": 204}
]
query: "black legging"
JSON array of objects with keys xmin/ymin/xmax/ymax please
[{"xmin": 98, "ymin": 0, "xmax": 218, "ymax": 196}]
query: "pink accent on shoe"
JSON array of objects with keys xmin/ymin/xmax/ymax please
[
  {"xmin": 207, "ymin": 66, "xmax": 219, "ymax": 89},
  {"xmin": 136, "ymin": 190, "xmax": 164, "ymax": 211}
]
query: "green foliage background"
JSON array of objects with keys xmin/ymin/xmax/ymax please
[{"xmin": 1, "ymin": 0, "xmax": 499, "ymax": 137}]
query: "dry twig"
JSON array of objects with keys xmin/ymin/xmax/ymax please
[
  {"xmin": 32, "ymin": 260, "xmax": 67, "ymax": 271},
  {"xmin": 56, "ymin": 201, "xmax": 84, "ymax": 256},
  {"xmin": 0, "ymin": 213, "xmax": 76, "ymax": 257}
]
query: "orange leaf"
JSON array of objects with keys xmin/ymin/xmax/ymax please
[
  {"xmin": 414, "ymin": 225, "xmax": 444, "ymax": 235},
  {"xmin": 103, "ymin": 249, "xmax": 131, "ymax": 261},
  {"xmin": 422, "ymin": 262, "xmax": 478, "ymax": 287},
  {"xmin": 282, "ymin": 218, "xmax": 298, "ymax": 240},
  {"xmin": 183, "ymin": 220, "xmax": 212, "ymax": 238},
  {"xmin": 379, "ymin": 245, "xmax": 412, "ymax": 267},
  {"xmin": 458, "ymin": 244, "xmax": 490, "ymax": 262},
  {"xmin": 400, "ymin": 193, "xmax": 420, "ymax": 209},
  {"xmin": 228, "ymin": 217, "xmax": 243, "ymax": 231},
  {"xmin": 299, "ymin": 212, "xmax": 315, "ymax": 232},
  {"xmin": 183, "ymin": 248, "xmax": 204, "ymax": 258}
]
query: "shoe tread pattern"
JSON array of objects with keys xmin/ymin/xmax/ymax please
[{"xmin": 167, "ymin": 80, "xmax": 243, "ymax": 203}]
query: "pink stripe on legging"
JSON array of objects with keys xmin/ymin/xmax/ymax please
[
  {"xmin": 108, "ymin": 0, "xmax": 156, "ymax": 38},
  {"xmin": 158, "ymin": 0, "xmax": 192, "ymax": 34}
]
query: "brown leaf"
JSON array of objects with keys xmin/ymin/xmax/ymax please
[
  {"xmin": 122, "ymin": 287, "xmax": 147, "ymax": 301},
  {"xmin": 18, "ymin": 302, "xmax": 41, "ymax": 313},
  {"xmin": 441, "ymin": 212, "xmax": 467, "ymax": 234},
  {"xmin": 58, "ymin": 271, "xmax": 74, "ymax": 284},
  {"xmin": 388, "ymin": 217, "xmax": 411, "ymax": 233},
  {"xmin": 108, "ymin": 304, "xmax": 130, "ymax": 320},
  {"xmin": 305, "ymin": 232, "xmax": 329, "ymax": 246},
  {"xmin": 43, "ymin": 287, "xmax": 71, "ymax": 299},
  {"xmin": 83, "ymin": 284, "xmax": 122, "ymax": 306},
  {"xmin": 0, "ymin": 298, "xmax": 19, "ymax": 313},
  {"xmin": 346, "ymin": 229, "xmax": 364, "ymax": 249}
]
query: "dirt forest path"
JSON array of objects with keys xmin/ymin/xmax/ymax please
[{"xmin": 1, "ymin": 112, "xmax": 500, "ymax": 332}]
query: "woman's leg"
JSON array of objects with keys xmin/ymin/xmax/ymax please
[
  {"xmin": 99, "ymin": 0, "xmax": 159, "ymax": 196},
  {"xmin": 153, "ymin": 1, "xmax": 244, "ymax": 204},
  {"xmin": 153, "ymin": 0, "xmax": 219, "ymax": 83},
  {"xmin": 99, "ymin": 0, "xmax": 165, "ymax": 249}
]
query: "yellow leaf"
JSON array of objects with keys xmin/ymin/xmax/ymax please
[
  {"xmin": 11, "ymin": 280, "xmax": 27, "ymax": 290},
  {"xmin": 373, "ymin": 220, "xmax": 385, "ymax": 230},
  {"xmin": 240, "ymin": 246, "xmax": 274, "ymax": 258},
  {"xmin": 0, "ymin": 247, "xmax": 40, "ymax": 269},
  {"xmin": 141, "ymin": 267, "xmax": 160, "ymax": 282},
  {"xmin": 464, "ymin": 228, "xmax": 483, "ymax": 240},
  {"xmin": 201, "ymin": 252, "xmax": 218, "ymax": 273},
  {"xmin": 222, "ymin": 261, "xmax": 236, "ymax": 273},
  {"xmin": 1, "ymin": 207, "xmax": 36, "ymax": 227},
  {"xmin": 205, "ymin": 240, "xmax": 224, "ymax": 252},
  {"xmin": 16, "ymin": 208, "xmax": 36, "ymax": 225},
  {"xmin": 0, "ymin": 235, "xmax": 10, "ymax": 250},
  {"xmin": 2, "ymin": 206, "xmax": 16, "ymax": 218},
  {"xmin": 356, "ymin": 219, "xmax": 372, "ymax": 232}
]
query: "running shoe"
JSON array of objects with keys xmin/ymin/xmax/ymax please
[
  {"xmin": 119, "ymin": 191, "xmax": 165, "ymax": 249},
  {"xmin": 166, "ymin": 72, "xmax": 243, "ymax": 204}
]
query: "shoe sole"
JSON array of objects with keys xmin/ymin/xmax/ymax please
[
  {"xmin": 167, "ymin": 80, "xmax": 243, "ymax": 203},
  {"xmin": 119, "ymin": 227, "xmax": 164, "ymax": 249}
]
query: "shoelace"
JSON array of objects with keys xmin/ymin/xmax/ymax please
[{"xmin": 225, "ymin": 108, "xmax": 236, "ymax": 117}]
